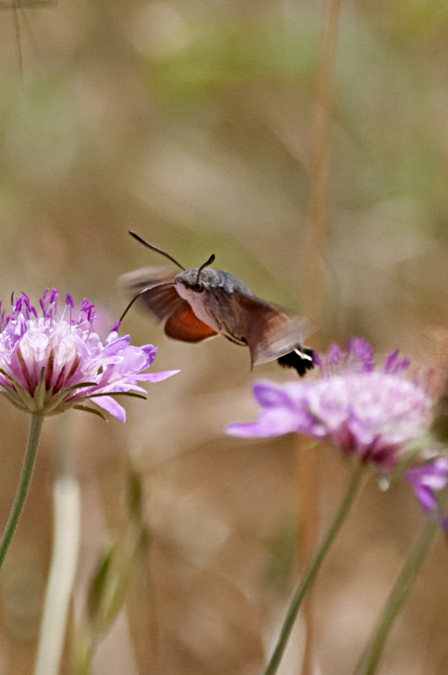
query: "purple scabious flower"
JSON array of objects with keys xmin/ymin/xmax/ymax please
[
  {"xmin": 0, "ymin": 290, "xmax": 179, "ymax": 422},
  {"xmin": 228, "ymin": 339, "xmax": 448, "ymax": 518},
  {"xmin": 404, "ymin": 458, "xmax": 448, "ymax": 515}
]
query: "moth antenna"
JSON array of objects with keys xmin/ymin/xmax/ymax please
[
  {"xmin": 196, "ymin": 254, "xmax": 215, "ymax": 285},
  {"xmin": 119, "ymin": 281, "xmax": 174, "ymax": 323},
  {"xmin": 129, "ymin": 231, "xmax": 186, "ymax": 271}
]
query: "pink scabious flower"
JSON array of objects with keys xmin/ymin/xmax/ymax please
[
  {"xmin": 0, "ymin": 290, "xmax": 179, "ymax": 422},
  {"xmin": 228, "ymin": 339, "xmax": 448, "ymax": 519}
]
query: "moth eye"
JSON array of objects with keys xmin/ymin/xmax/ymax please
[{"xmin": 193, "ymin": 283, "xmax": 204, "ymax": 293}]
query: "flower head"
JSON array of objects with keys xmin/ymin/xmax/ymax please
[
  {"xmin": 0, "ymin": 290, "xmax": 179, "ymax": 421},
  {"xmin": 228, "ymin": 339, "xmax": 448, "ymax": 518}
]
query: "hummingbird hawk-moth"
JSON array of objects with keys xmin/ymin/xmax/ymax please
[{"xmin": 120, "ymin": 231, "xmax": 315, "ymax": 376}]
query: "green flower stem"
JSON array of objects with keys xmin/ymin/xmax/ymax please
[
  {"xmin": 34, "ymin": 437, "xmax": 81, "ymax": 675},
  {"xmin": 0, "ymin": 411, "xmax": 44, "ymax": 569},
  {"xmin": 264, "ymin": 463, "xmax": 364, "ymax": 675},
  {"xmin": 352, "ymin": 514, "xmax": 438, "ymax": 675}
]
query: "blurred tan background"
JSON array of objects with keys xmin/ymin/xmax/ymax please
[{"xmin": 0, "ymin": 1, "xmax": 448, "ymax": 673}]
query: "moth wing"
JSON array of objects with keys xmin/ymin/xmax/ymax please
[
  {"xmin": 120, "ymin": 266, "xmax": 183, "ymax": 321},
  {"xmin": 121, "ymin": 266, "xmax": 175, "ymax": 290},
  {"xmin": 232, "ymin": 292, "xmax": 314, "ymax": 366},
  {"xmin": 165, "ymin": 305, "xmax": 218, "ymax": 343},
  {"xmin": 121, "ymin": 266, "xmax": 217, "ymax": 343}
]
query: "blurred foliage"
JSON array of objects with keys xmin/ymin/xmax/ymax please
[
  {"xmin": 0, "ymin": 1, "xmax": 448, "ymax": 674},
  {"xmin": 76, "ymin": 467, "xmax": 149, "ymax": 674}
]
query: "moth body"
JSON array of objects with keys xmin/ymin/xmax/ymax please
[
  {"xmin": 121, "ymin": 232, "xmax": 316, "ymax": 376},
  {"xmin": 174, "ymin": 268, "xmax": 254, "ymax": 344}
]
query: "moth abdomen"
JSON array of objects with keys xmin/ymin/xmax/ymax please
[{"xmin": 277, "ymin": 346, "xmax": 315, "ymax": 377}]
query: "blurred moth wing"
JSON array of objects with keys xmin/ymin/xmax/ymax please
[
  {"xmin": 120, "ymin": 267, "xmax": 218, "ymax": 343},
  {"xmin": 233, "ymin": 291, "xmax": 313, "ymax": 366},
  {"xmin": 164, "ymin": 304, "xmax": 218, "ymax": 342}
]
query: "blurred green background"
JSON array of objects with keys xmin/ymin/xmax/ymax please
[{"xmin": 0, "ymin": 0, "xmax": 448, "ymax": 673}]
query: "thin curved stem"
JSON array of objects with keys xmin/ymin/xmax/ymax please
[
  {"xmin": 0, "ymin": 412, "xmax": 44, "ymax": 569},
  {"xmin": 351, "ymin": 515, "xmax": 438, "ymax": 675},
  {"xmin": 264, "ymin": 463, "xmax": 364, "ymax": 675}
]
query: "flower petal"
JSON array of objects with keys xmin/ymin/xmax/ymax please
[
  {"xmin": 93, "ymin": 395, "xmax": 127, "ymax": 422},
  {"xmin": 138, "ymin": 369, "xmax": 180, "ymax": 382}
]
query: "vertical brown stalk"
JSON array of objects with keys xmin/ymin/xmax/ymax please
[
  {"xmin": 299, "ymin": 0, "xmax": 343, "ymax": 673},
  {"xmin": 12, "ymin": 2, "xmax": 24, "ymax": 81}
]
